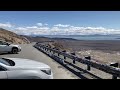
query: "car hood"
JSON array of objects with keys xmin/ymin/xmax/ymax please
[
  {"xmin": 5, "ymin": 58, "xmax": 50, "ymax": 70},
  {"xmin": 9, "ymin": 44, "xmax": 20, "ymax": 47}
]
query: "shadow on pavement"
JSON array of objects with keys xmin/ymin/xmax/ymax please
[{"xmin": 0, "ymin": 53, "xmax": 18, "ymax": 55}]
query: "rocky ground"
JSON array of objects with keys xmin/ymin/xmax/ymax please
[
  {"xmin": 0, "ymin": 28, "xmax": 30, "ymax": 44},
  {"xmin": 49, "ymin": 40, "xmax": 120, "ymax": 65},
  {"xmin": 77, "ymin": 50, "xmax": 120, "ymax": 64}
]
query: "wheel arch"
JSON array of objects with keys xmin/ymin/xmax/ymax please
[{"xmin": 11, "ymin": 47, "xmax": 18, "ymax": 50}]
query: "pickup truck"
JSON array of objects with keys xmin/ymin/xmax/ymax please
[{"xmin": 0, "ymin": 40, "xmax": 21, "ymax": 54}]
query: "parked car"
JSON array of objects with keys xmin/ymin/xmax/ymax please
[
  {"xmin": 0, "ymin": 57, "xmax": 53, "ymax": 79},
  {"xmin": 0, "ymin": 40, "xmax": 21, "ymax": 54}
]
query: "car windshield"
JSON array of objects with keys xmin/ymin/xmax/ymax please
[
  {"xmin": 0, "ymin": 58, "xmax": 15, "ymax": 66},
  {"xmin": 0, "ymin": 58, "xmax": 11, "ymax": 66}
]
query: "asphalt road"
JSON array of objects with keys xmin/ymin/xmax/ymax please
[{"xmin": 0, "ymin": 43, "xmax": 78, "ymax": 79}]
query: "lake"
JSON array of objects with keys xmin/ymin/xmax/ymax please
[{"xmin": 39, "ymin": 35, "xmax": 120, "ymax": 40}]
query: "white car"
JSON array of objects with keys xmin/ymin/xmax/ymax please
[
  {"xmin": 0, "ymin": 40, "xmax": 21, "ymax": 54},
  {"xmin": 0, "ymin": 57, "xmax": 53, "ymax": 79}
]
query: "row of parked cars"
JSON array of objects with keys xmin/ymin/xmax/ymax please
[{"xmin": 0, "ymin": 40, "xmax": 53, "ymax": 79}]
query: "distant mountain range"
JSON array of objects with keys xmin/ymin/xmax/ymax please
[
  {"xmin": 25, "ymin": 34, "xmax": 120, "ymax": 41},
  {"xmin": 22, "ymin": 35, "xmax": 79, "ymax": 43},
  {"xmin": 0, "ymin": 28, "xmax": 30, "ymax": 44}
]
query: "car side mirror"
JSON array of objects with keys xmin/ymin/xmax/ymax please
[{"xmin": 6, "ymin": 43, "xmax": 10, "ymax": 46}]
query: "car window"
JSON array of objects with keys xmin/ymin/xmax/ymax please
[
  {"xmin": 0, "ymin": 41, "xmax": 3, "ymax": 45},
  {"xmin": 0, "ymin": 66, "xmax": 6, "ymax": 71},
  {"xmin": 0, "ymin": 41, "xmax": 9, "ymax": 45},
  {"xmin": 2, "ymin": 42, "xmax": 8, "ymax": 45}
]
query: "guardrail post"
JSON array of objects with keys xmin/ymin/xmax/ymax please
[
  {"xmin": 110, "ymin": 62, "xmax": 119, "ymax": 79},
  {"xmin": 62, "ymin": 50, "xmax": 66, "ymax": 59},
  {"xmin": 71, "ymin": 52, "xmax": 76, "ymax": 64},
  {"xmin": 45, "ymin": 47, "xmax": 47, "ymax": 51},
  {"xmin": 85, "ymin": 56, "xmax": 91, "ymax": 71},
  {"xmin": 56, "ymin": 49, "xmax": 60, "ymax": 56},
  {"xmin": 46, "ymin": 46, "xmax": 48, "ymax": 51},
  {"xmin": 58, "ymin": 52, "xmax": 59, "ymax": 56},
  {"xmin": 53, "ymin": 51, "xmax": 55, "ymax": 54},
  {"xmin": 52, "ymin": 48, "xmax": 55, "ymax": 54},
  {"xmin": 38, "ymin": 46, "xmax": 40, "ymax": 50},
  {"xmin": 43, "ymin": 47, "xmax": 45, "ymax": 51}
]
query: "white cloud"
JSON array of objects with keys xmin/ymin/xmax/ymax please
[
  {"xmin": 26, "ymin": 26, "xmax": 38, "ymax": 29},
  {"xmin": 44, "ymin": 23, "xmax": 48, "ymax": 26},
  {"xmin": 16, "ymin": 27, "xmax": 28, "ymax": 30},
  {"xmin": 14, "ymin": 25, "xmax": 120, "ymax": 35},
  {"xmin": 0, "ymin": 22, "xmax": 13, "ymax": 28},
  {"xmin": 1, "ymin": 22, "xmax": 120, "ymax": 36},
  {"xmin": 37, "ymin": 23, "xmax": 43, "ymax": 26},
  {"xmin": 54, "ymin": 24, "xmax": 70, "ymax": 27},
  {"xmin": 37, "ymin": 23, "xmax": 48, "ymax": 26},
  {"xmin": 15, "ymin": 25, "xmax": 50, "ymax": 35}
]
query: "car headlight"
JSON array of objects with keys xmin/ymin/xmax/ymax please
[
  {"xmin": 18, "ymin": 46, "xmax": 21, "ymax": 49},
  {"xmin": 41, "ymin": 69, "xmax": 51, "ymax": 75}
]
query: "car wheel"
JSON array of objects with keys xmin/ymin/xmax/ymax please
[{"xmin": 12, "ymin": 48, "xmax": 18, "ymax": 54}]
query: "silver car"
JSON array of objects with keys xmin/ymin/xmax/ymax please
[
  {"xmin": 0, "ymin": 57, "xmax": 53, "ymax": 79},
  {"xmin": 0, "ymin": 40, "xmax": 21, "ymax": 54}
]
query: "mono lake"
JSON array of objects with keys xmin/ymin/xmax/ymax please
[{"xmin": 39, "ymin": 35, "xmax": 120, "ymax": 40}]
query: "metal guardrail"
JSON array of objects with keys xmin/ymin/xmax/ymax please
[{"xmin": 34, "ymin": 43, "xmax": 120, "ymax": 79}]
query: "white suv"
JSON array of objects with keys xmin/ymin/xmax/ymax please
[
  {"xmin": 0, "ymin": 40, "xmax": 21, "ymax": 54},
  {"xmin": 0, "ymin": 57, "xmax": 53, "ymax": 79}
]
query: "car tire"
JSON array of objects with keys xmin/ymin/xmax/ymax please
[{"xmin": 12, "ymin": 48, "xmax": 18, "ymax": 54}]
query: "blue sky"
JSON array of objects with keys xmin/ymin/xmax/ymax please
[{"xmin": 0, "ymin": 11, "xmax": 120, "ymax": 35}]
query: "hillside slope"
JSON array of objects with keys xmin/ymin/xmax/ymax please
[{"xmin": 0, "ymin": 28, "xmax": 30, "ymax": 44}]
